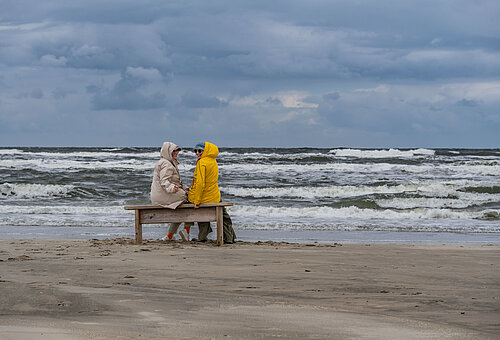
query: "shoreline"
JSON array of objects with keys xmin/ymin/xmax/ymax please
[
  {"xmin": 1, "ymin": 226, "xmax": 500, "ymax": 245},
  {"xmin": 1, "ymin": 238, "xmax": 499, "ymax": 339}
]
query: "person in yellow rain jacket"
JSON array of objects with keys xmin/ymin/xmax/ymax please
[
  {"xmin": 188, "ymin": 142, "xmax": 236, "ymax": 243},
  {"xmin": 188, "ymin": 142, "xmax": 221, "ymax": 205}
]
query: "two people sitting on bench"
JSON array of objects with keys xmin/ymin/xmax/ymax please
[{"xmin": 150, "ymin": 141, "xmax": 236, "ymax": 243}]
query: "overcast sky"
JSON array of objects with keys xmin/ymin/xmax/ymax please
[{"xmin": 1, "ymin": 0, "xmax": 499, "ymax": 148}]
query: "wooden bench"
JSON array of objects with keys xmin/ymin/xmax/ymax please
[{"xmin": 124, "ymin": 202, "xmax": 234, "ymax": 246}]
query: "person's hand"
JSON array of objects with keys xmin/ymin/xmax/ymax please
[
  {"xmin": 173, "ymin": 185, "xmax": 179, "ymax": 193},
  {"xmin": 194, "ymin": 204, "xmax": 199, "ymax": 209}
]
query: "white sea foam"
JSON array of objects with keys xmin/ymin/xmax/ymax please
[
  {"xmin": 0, "ymin": 148, "xmax": 199, "ymax": 160},
  {"xmin": 2, "ymin": 157, "xmax": 497, "ymax": 178},
  {"xmin": 228, "ymin": 205, "xmax": 500, "ymax": 222},
  {"xmin": 221, "ymin": 184, "xmax": 415, "ymax": 199},
  {"xmin": 0, "ymin": 215, "xmax": 131, "ymax": 227},
  {"xmin": 0, "ymin": 158, "xmax": 157, "ymax": 171},
  {"xmin": 219, "ymin": 151, "xmax": 335, "ymax": 160},
  {"xmin": 376, "ymin": 194, "xmax": 499, "ymax": 209},
  {"xmin": 220, "ymin": 162, "xmax": 402, "ymax": 173},
  {"xmin": 0, "ymin": 203, "xmax": 498, "ymax": 232},
  {"xmin": 328, "ymin": 148, "xmax": 435, "ymax": 158},
  {"xmin": 221, "ymin": 183, "xmax": 446, "ymax": 199},
  {"xmin": 219, "ymin": 148, "xmax": 436, "ymax": 160},
  {"xmin": 0, "ymin": 204, "xmax": 126, "ymax": 215},
  {"xmin": 1, "ymin": 148, "xmax": 498, "ymax": 178},
  {"xmin": 0, "ymin": 149, "xmax": 24, "ymax": 155},
  {"xmin": 219, "ymin": 162, "xmax": 500, "ymax": 177},
  {"xmin": 0, "ymin": 204, "xmax": 132, "ymax": 227},
  {"xmin": 0, "ymin": 183, "xmax": 76, "ymax": 198},
  {"xmin": 18, "ymin": 151, "xmax": 159, "ymax": 159},
  {"xmin": 221, "ymin": 182, "xmax": 500, "ymax": 207}
]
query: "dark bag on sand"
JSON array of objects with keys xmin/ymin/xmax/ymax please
[{"xmin": 222, "ymin": 207, "xmax": 236, "ymax": 243}]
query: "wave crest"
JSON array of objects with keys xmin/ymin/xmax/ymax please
[
  {"xmin": 0, "ymin": 183, "xmax": 75, "ymax": 199},
  {"xmin": 329, "ymin": 148, "xmax": 435, "ymax": 158}
]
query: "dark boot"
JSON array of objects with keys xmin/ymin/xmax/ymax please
[{"xmin": 197, "ymin": 222, "xmax": 212, "ymax": 241}]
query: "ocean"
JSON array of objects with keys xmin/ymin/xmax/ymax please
[{"xmin": 1, "ymin": 147, "xmax": 499, "ymax": 244}]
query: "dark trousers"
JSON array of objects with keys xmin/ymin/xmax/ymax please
[{"xmin": 198, "ymin": 206, "xmax": 236, "ymax": 243}]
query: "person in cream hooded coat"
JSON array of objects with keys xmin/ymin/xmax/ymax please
[{"xmin": 150, "ymin": 142, "xmax": 191, "ymax": 240}]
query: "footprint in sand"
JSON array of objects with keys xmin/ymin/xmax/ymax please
[{"xmin": 7, "ymin": 255, "xmax": 32, "ymax": 261}]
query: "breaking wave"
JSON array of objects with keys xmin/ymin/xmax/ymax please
[
  {"xmin": 229, "ymin": 205, "xmax": 498, "ymax": 221},
  {"xmin": 1, "ymin": 183, "xmax": 76, "ymax": 199},
  {"xmin": 221, "ymin": 181, "xmax": 500, "ymax": 199},
  {"xmin": 329, "ymin": 148, "xmax": 435, "ymax": 158}
]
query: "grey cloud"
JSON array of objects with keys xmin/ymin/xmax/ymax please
[
  {"xmin": 2, "ymin": 0, "xmax": 499, "ymax": 81},
  {"xmin": 40, "ymin": 54, "xmax": 67, "ymax": 66},
  {"xmin": 265, "ymin": 97, "xmax": 282, "ymax": 105},
  {"xmin": 1, "ymin": 23, "xmax": 170, "ymax": 72},
  {"xmin": 17, "ymin": 89, "xmax": 44, "ymax": 99},
  {"xmin": 429, "ymin": 105, "xmax": 444, "ymax": 112},
  {"xmin": 88, "ymin": 69, "xmax": 166, "ymax": 110},
  {"xmin": 2, "ymin": 0, "xmax": 166, "ymax": 25},
  {"xmin": 315, "ymin": 84, "xmax": 500, "ymax": 147},
  {"xmin": 52, "ymin": 88, "xmax": 75, "ymax": 99},
  {"xmin": 85, "ymin": 84, "xmax": 100, "ymax": 94},
  {"xmin": 323, "ymin": 92, "xmax": 340, "ymax": 101},
  {"xmin": 181, "ymin": 90, "xmax": 228, "ymax": 108},
  {"xmin": 32, "ymin": 89, "xmax": 44, "ymax": 99},
  {"xmin": 63, "ymin": 27, "xmax": 170, "ymax": 71},
  {"xmin": 456, "ymin": 99, "xmax": 479, "ymax": 107},
  {"xmin": 91, "ymin": 91, "xmax": 166, "ymax": 111}
]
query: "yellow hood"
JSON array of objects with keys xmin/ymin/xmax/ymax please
[{"xmin": 200, "ymin": 142, "xmax": 219, "ymax": 160}]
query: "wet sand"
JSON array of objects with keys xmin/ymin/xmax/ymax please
[{"xmin": 0, "ymin": 238, "xmax": 498, "ymax": 339}]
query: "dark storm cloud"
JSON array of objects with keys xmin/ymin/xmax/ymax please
[
  {"xmin": 456, "ymin": 99, "xmax": 479, "ymax": 107},
  {"xmin": 3, "ymin": 0, "xmax": 499, "ymax": 79},
  {"xmin": 323, "ymin": 92, "xmax": 340, "ymax": 102},
  {"xmin": 17, "ymin": 89, "xmax": 44, "ymax": 99},
  {"xmin": 87, "ymin": 68, "xmax": 166, "ymax": 110},
  {"xmin": 52, "ymin": 88, "xmax": 74, "ymax": 99},
  {"xmin": 265, "ymin": 97, "xmax": 282, "ymax": 106},
  {"xmin": 181, "ymin": 90, "xmax": 228, "ymax": 109}
]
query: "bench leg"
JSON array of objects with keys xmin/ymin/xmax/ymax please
[
  {"xmin": 216, "ymin": 206, "xmax": 223, "ymax": 246},
  {"xmin": 135, "ymin": 210, "xmax": 142, "ymax": 245}
]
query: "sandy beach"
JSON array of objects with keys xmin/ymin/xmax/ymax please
[{"xmin": 0, "ymin": 238, "xmax": 498, "ymax": 339}]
